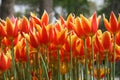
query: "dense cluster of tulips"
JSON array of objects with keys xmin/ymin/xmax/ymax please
[{"xmin": 0, "ymin": 11, "xmax": 120, "ymax": 80}]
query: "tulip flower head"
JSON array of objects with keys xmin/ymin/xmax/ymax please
[{"xmin": 104, "ymin": 11, "xmax": 120, "ymax": 34}]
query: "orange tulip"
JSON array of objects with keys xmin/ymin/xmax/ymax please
[
  {"xmin": 6, "ymin": 17, "xmax": 18, "ymax": 40},
  {"xmin": 19, "ymin": 16, "xmax": 30, "ymax": 35},
  {"xmin": 94, "ymin": 30, "xmax": 104, "ymax": 53},
  {"xmin": 1, "ymin": 37, "xmax": 11, "ymax": 47},
  {"xmin": 14, "ymin": 38, "xmax": 27, "ymax": 62},
  {"xmin": 0, "ymin": 51, "xmax": 11, "ymax": 71},
  {"xmin": 54, "ymin": 22, "xmax": 68, "ymax": 48},
  {"xmin": 80, "ymin": 12, "xmax": 101, "ymax": 36},
  {"xmin": 41, "ymin": 11, "xmax": 49, "ymax": 26},
  {"xmin": 115, "ymin": 45, "xmax": 120, "ymax": 62},
  {"xmin": 94, "ymin": 68, "xmax": 106, "ymax": 79},
  {"xmin": 0, "ymin": 23, "xmax": 6, "ymax": 40},
  {"xmin": 31, "ymin": 11, "xmax": 49, "ymax": 27},
  {"xmin": 103, "ymin": 11, "xmax": 120, "ymax": 34},
  {"xmin": 60, "ymin": 62, "xmax": 67, "ymax": 75},
  {"xmin": 0, "ymin": 19, "xmax": 6, "ymax": 26},
  {"xmin": 75, "ymin": 39, "xmax": 84, "ymax": 57},
  {"xmin": 102, "ymin": 31, "xmax": 112, "ymax": 52},
  {"xmin": 29, "ymin": 28, "xmax": 40, "ymax": 48},
  {"xmin": 108, "ymin": 45, "xmax": 120, "ymax": 62},
  {"xmin": 59, "ymin": 16, "xmax": 66, "ymax": 27},
  {"xmin": 41, "ymin": 24, "xmax": 54, "ymax": 45},
  {"xmin": 73, "ymin": 17, "xmax": 86, "ymax": 39},
  {"xmin": 116, "ymin": 32, "xmax": 120, "ymax": 46},
  {"xmin": 66, "ymin": 13, "xmax": 75, "ymax": 31},
  {"xmin": 64, "ymin": 34, "xmax": 78, "ymax": 52}
]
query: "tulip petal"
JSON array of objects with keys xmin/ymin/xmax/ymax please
[
  {"xmin": 118, "ymin": 14, "xmax": 120, "ymax": 31},
  {"xmin": 20, "ymin": 16, "xmax": 29, "ymax": 33},
  {"xmin": 6, "ymin": 18, "xmax": 13, "ymax": 37},
  {"xmin": 41, "ymin": 11, "xmax": 49, "ymax": 26},
  {"xmin": 0, "ymin": 23, "xmax": 6, "ymax": 37},
  {"xmin": 116, "ymin": 32, "xmax": 120, "ymax": 46},
  {"xmin": 103, "ymin": 17, "xmax": 111, "ymax": 32},
  {"xmin": 110, "ymin": 11, "xmax": 118, "ymax": 33},
  {"xmin": 30, "ymin": 30, "xmax": 39, "ymax": 48},
  {"xmin": 91, "ymin": 12, "xmax": 98, "ymax": 34},
  {"xmin": 60, "ymin": 16, "xmax": 66, "ymax": 25},
  {"xmin": 102, "ymin": 31, "xmax": 111, "ymax": 51},
  {"xmin": 42, "ymin": 26, "xmax": 49, "ymax": 44},
  {"xmin": 66, "ymin": 14, "xmax": 75, "ymax": 30},
  {"xmin": 75, "ymin": 17, "xmax": 86, "ymax": 38},
  {"xmin": 31, "ymin": 15, "xmax": 42, "ymax": 27},
  {"xmin": 80, "ymin": 14, "xmax": 91, "ymax": 35}
]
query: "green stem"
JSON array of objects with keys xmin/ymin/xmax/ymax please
[
  {"xmin": 16, "ymin": 63, "xmax": 21, "ymax": 80},
  {"xmin": 11, "ymin": 42, "xmax": 17, "ymax": 80},
  {"xmin": 96, "ymin": 53, "xmax": 100, "ymax": 80},
  {"xmin": 40, "ymin": 52, "xmax": 49, "ymax": 80},
  {"xmin": 69, "ymin": 35, "xmax": 73, "ymax": 80},
  {"xmin": 57, "ymin": 48, "xmax": 61, "ymax": 80},
  {"xmin": 73, "ymin": 58, "xmax": 77, "ymax": 80},
  {"xmin": 113, "ymin": 33, "xmax": 116, "ymax": 80},
  {"xmin": 45, "ymin": 46, "xmax": 49, "ymax": 72},
  {"xmin": 91, "ymin": 36, "xmax": 94, "ymax": 80},
  {"xmin": 3, "ymin": 71, "xmax": 7, "ymax": 80},
  {"xmin": 77, "ymin": 60, "xmax": 80, "ymax": 80},
  {"xmin": 110, "ymin": 61, "xmax": 112, "ymax": 80},
  {"xmin": 105, "ymin": 52, "xmax": 109, "ymax": 80},
  {"xmin": 26, "ymin": 41, "xmax": 31, "ymax": 80},
  {"xmin": 90, "ymin": 59, "xmax": 92, "ymax": 80},
  {"xmin": 79, "ymin": 62, "xmax": 83, "ymax": 80},
  {"xmin": 84, "ymin": 38, "xmax": 88, "ymax": 80},
  {"xmin": 22, "ymin": 63, "xmax": 25, "ymax": 80},
  {"xmin": 7, "ymin": 70, "xmax": 10, "ymax": 80}
]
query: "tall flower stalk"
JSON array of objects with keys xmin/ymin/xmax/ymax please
[
  {"xmin": 11, "ymin": 42, "xmax": 17, "ymax": 80},
  {"xmin": 26, "ymin": 41, "xmax": 31, "ymax": 80},
  {"xmin": 91, "ymin": 36, "xmax": 94, "ymax": 80},
  {"xmin": 57, "ymin": 48, "xmax": 61, "ymax": 80},
  {"xmin": 69, "ymin": 34, "xmax": 73, "ymax": 80},
  {"xmin": 39, "ymin": 49, "xmax": 49, "ymax": 80},
  {"xmin": 113, "ymin": 34, "xmax": 116, "ymax": 80},
  {"xmin": 84, "ymin": 38, "xmax": 88, "ymax": 80}
]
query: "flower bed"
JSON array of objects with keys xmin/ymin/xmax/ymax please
[{"xmin": 0, "ymin": 11, "xmax": 120, "ymax": 80}]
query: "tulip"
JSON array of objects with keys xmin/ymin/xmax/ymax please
[
  {"xmin": 41, "ymin": 11, "xmax": 49, "ymax": 26},
  {"xmin": 103, "ymin": 11, "xmax": 120, "ymax": 34},
  {"xmin": 14, "ymin": 38, "xmax": 27, "ymax": 62},
  {"xmin": 29, "ymin": 27, "xmax": 40, "ymax": 48},
  {"xmin": 0, "ymin": 23, "xmax": 6, "ymax": 40},
  {"xmin": 73, "ymin": 17, "xmax": 86, "ymax": 39},
  {"xmin": 41, "ymin": 24, "xmax": 54, "ymax": 45},
  {"xmin": 54, "ymin": 22, "xmax": 68, "ymax": 48},
  {"xmin": 66, "ymin": 13, "xmax": 75, "ymax": 31},
  {"xmin": 80, "ymin": 12, "xmax": 101, "ymax": 36},
  {"xmin": 75, "ymin": 38, "xmax": 84, "ymax": 58},
  {"xmin": 6, "ymin": 17, "xmax": 18, "ymax": 41},
  {"xmin": 64, "ymin": 34, "xmax": 78, "ymax": 53},
  {"xmin": 116, "ymin": 32, "xmax": 120, "ymax": 46},
  {"xmin": 19, "ymin": 16, "xmax": 30, "ymax": 35},
  {"xmin": 102, "ymin": 31, "xmax": 112, "ymax": 52},
  {"xmin": 0, "ymin": 51, "xmax": 11, "ymax": 71},
  {"xmin": 115, "ymin": 45, "xmax": 120, "ymax": 62},
  {"xmin": 94, "ymin": 68, "xmax": 105, "ymax": 79},
  {"xmin": 31, "ymin": 11, "xmax": 49, "ymax": 27}
]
